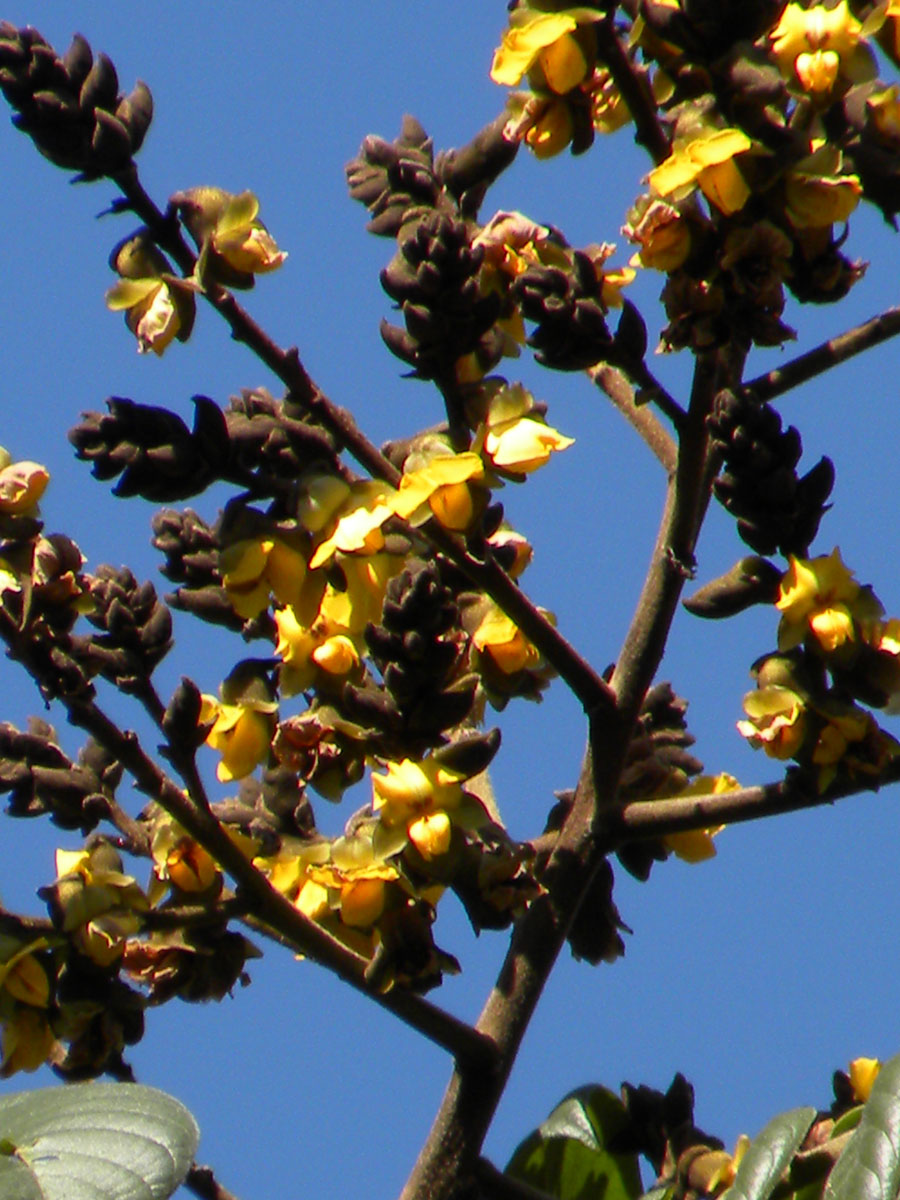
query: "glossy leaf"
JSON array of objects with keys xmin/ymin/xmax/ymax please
[
  {"xmin": 506, "ymin": 1085, "xmax": 642, "ymax": 1200},
  {"xmin": 825, "ymin": 1052, "xmax": 900, "ymax": 1200},
  {"xmin": 0, "ymin": 1083, "xmax": 199, "ymax": 1200},
  {"xmin": 721, "ymin": 1107, "xmax": 815, "ymax": 1200}
]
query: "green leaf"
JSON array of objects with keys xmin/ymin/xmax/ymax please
[
  {"xmin": 825, "ymin": 1052, "xmax": 900, "ymax": 1200},
  {"xmin": 0, "ymin": 1082, "xmax": 199, "ymax": 1200},
  {"xmin": 721, "ymin": 1107, "xmax": 815, "ymax": 1200},
  {"xmin": 506, "ymin": 1085, "xmax": 643, "ymax": 1200}
]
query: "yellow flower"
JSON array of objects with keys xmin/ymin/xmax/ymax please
[
  {"xmin": 219, "ymin": 535, "xmax": 310, "ymax": 620},
  {"xmin": 0, "ymin": 449, "xmax": 49, "ymax": 515},
  {"xmin": 371, "ymin": 758, "xmax": 467, "ymax": 829},
  {"xmin": 776, "ymin": 549, "xmax": 881, "ymax": 653},
  {"xmin": 172, "ymin": 187, "xmax": 286, "ymax": 283},
  {"xmin": 53, "ymin": 845, "xmax": 148, "ymax": 932},
  {"xmin": 867, "ymin": 85, "xmax": 900, "ymax": 141},
  {"xmin": 525, "ymin": 99, "xmax": 576, "ymax": 158},
  {"xmin": 490, "ymin": 10, "xmax": 600, "ymax": 91},
  {"xmin": 0, "ymin": 1007, "xmax": 56, "ymax": 1076},
  {"xmin": 212, "ymin": 191, "xmax": 286, "ymax": 274},
  {"xmin": 784, "ymin": 148, "xmax": 862, "ymax": 228},
  {"xmin": 106, "ymin": 276, "xmax": 194, "ymax": 356},
  {"xmin": 308, "ymin": 482, "xmax": 397, "ymax": 569},
  {"xmin": 307, "ymin": 834, "xmax": 400, "ymax": 930},
  {"xmin": 200, "ymin": 694, "xmax": 276, "ymax": 781},
  {"xmin": 648, "ymin": 128, "xmax": 753, "ymax": 215},
  {"xmin": 408, "ymin": 811, "xmax": 453, "ymax": 861},
  {"xmin": 624, "ymin": 198, "xmax": 692, "ymax": 272},
  {"xmin": 472, "ymin": 608, "xmax": 540, "ymax": 674},
  {"xmin": 737, "ymin": 685, "xmax": 808, "ymax": 759},
  {"xmin": 770, "ymin": 2, "xmax": 866, "ymax": 93},
  {"xmin": 849, "ymin": 1056, "xmax": 881, "ymax": 1102},
  {"xmin": 274, "ymin": 604, "xmax": 360, "ymax": 697},
  {"xmin": 473, "ymin": 382, "xmax": 573, "ymax": 475},
  {"xmin": 661, "ymin": 773, "xmax": 737, "ymax": 863},
  {"xmin": 0, "ymin": 945, "xmax": 50, "ymax": 1008},
  {"xmin": 393, "ymin": 450, "xmax": 485, "ymax": 531},
  {"xmin": 106, "ymin": 231, "xmax": 198, "ymax": 356}
]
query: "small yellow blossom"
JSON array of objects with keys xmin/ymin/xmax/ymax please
[
  {"xmin": 0, "ymin": 449, "xmax": 49, "ymax": 515},
  {"xmin": 371, "ymin": 758, "xmax": 467, "ymax": 829},
  {"xmin": 868, "ymin": 85, "xmax": 900, "ymax": 141},
  {"xmin": 394, "ymin": 451, "xmax": 485, "ymax": 531},
  {"xmin": 473, "ymin": 383, "xmax": 573, "ymax": 475},
  {"xmin": 308, "ymin": 482, "xmax": 397, "ymax": 569},
  {"xmin": 106, "ymin": 233, "xmax": 196, "ymax": 356},
  {"xmin": 737, "ymin": 685, "xmax": 808, "ymax": 759},
  {"xmin": 106, "ymin": 276, "xmax": 195, "ymax": 356},
  {"xmin": 473, "ymin": 609, "xmax": 540, "ymax": 674},
  {"xmin": 525, "ymin": 99, "xmax": 576, "ymax": 158},
  {"xmin": 0, "ymin": 1007, "xmax": 56, "ymax": 1076},
  {"xmin": 648, "ymin": 128, "xmax": 753, "ymax": 215},
  {"xmin": 490, "ymin": 10, "xmax": 600, "ymax": 91},
  {"xmin": 784, "ymin": 151, "xmax": 862, "ymax": 229},
  {"xmin": 274, "ymin": 604, "xmax": 361, "ymax": 697},
  {"xmin": 211, "ymin": 191, "xmax": 287, "ymax": 274},
  {"xmin": 0, "ymin": 946, "xmax": 50, "ymax": 1008},
  {"xmin": 849, "ymin": 1056, "xmax": 881, "ymax": 1102},
  {"xmin": 623, "ymin": 198, "xmax": 692, "ymax": 272},
  {"xmin": 776, "ymin": 549, "xmax": 881, "ymax": 653},
  {"xmin": 200, "ymin": 694, "xmax": 276, "ymax": 781},
  {"xmin": 408, "ymin": 811, "xmax": 453, "ymax": 861},
  {"xmin": 219, "ymin": 535, "xmax": 310, "ymax": 620},
  {"xmin": 770, "ymin": 2, "xmax": 867, "ymax": 93}
]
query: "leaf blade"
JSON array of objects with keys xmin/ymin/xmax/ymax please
[
  {"xmin": 0, "ymin": 1083, "xmax": 199, "ymax": 1200},
  {"xmin": 721, "ymin": 1107, "xmax": 815, "ymax": 1200}
]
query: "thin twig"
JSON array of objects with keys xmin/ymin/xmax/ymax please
[
  {"xmin": 612, "ymin": 761, "xmax": 900, "ymax": 845},
  {"xmin": 741, "ymin": 304, "xmax": 900, "ymax": 406},
  {"xmin": 185, "ymin": 1164, "xmax": 241, "ymax": 1200},
  {"xmin": 591, "ymin": 365, "xmax": 677, "ymax": 472},
  {"xmin": 594, "ymin": 15, "xmax": 670, "ymax": 163}
]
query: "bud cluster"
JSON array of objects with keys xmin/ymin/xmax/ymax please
[
  {"xmin": 0, "ymin": 720, "xmax": 122, "ymax": 832},
  {"xmin": 708, "ymin": 389, "xmax": 835, "ymax": 558},
  {"xmin": 345, "ymin": 561, "xmax": 477, "ymax": 757},
  {"xmin": 380, "ymin": 211, "xmax": 501, "ymax": 380},
  {"xmin": 0, "ymin": 25, "xmax": 152, "ymax": 179},
  {"xmin": 75, "ymin": 567, "xmax": 173, "ymax": 693}
]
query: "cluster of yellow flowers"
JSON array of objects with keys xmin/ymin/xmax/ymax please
[
  {"xmin": 107, "ymin": 189, "xmax": 286, "ymax": 355},
  {"xmin": 200, "ymin": 385, "xmax": 571, "ymax": 785},
  {"xmin": 738, "ymin": 550, "xmax": 900, "ymax": 791}
]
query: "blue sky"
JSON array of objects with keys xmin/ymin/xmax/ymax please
[{"xmin": 1, "ymin": 5, "xmax": 900, "ymax": 1198}]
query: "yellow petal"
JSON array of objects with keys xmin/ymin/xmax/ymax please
[{"xmin": 490, "ymin": 14, "xmax": 579, "ymax": 85}]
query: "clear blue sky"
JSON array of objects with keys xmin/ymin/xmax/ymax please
[{"xmin": 1, "ymin": 5, "xmax": 900, "ymax": 1198}]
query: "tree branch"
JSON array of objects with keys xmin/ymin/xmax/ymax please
[
  {"xmin": 594, "ymin": 15, "xmax": 670, "ymax": 164},
  {"xmin": 741, "ymin": 304, "xmax": 900, "ymax": 406},
  {"xmin": 612, "ymin": 760, "xmax": 900, "ymax": 845},
  {"xmin": 591, "ymin": 365, "xmax": 677, "ymax": 472}
]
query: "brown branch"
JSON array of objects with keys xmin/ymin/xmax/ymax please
[
  {"xmin": 741, "ymin": 304, "xmax": 900, "ymax": 406},
  {"xmin": 591, "ymin": 365, "xmax": 677, "ymax": 472},
  {"xmin": 612, "ymin": 760, "xmax": 900, "ymax": 845},
  {"xmin": 609, "ymin": 349, "xmax": 721, "ymax": 719},
  {"xmin": 594, "ymin": 15, "xmax": 670, "ymax": 164},
  {"xmin": 185, "ymin": 1165, "xmax": 240, "ymax": 1200}
]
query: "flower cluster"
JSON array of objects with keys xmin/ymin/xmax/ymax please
[
  {"xmin": 107, "ymin": 190, "xmax": 285, "ymax": 355},
  {"xmin": 737, "ymin": 551, "xmax": 900, "ymax": 792}
]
